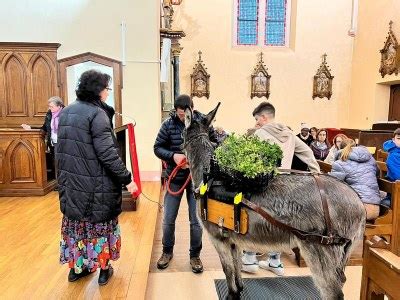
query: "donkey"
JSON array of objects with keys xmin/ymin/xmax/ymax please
[{"xmin": 182, "ymin": 104, "xmax": 366, "ymax": 300}]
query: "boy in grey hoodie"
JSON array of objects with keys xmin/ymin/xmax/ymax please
[{"xmin": 242, "ymin": 102, "xmax": 320, "ymax": 276}]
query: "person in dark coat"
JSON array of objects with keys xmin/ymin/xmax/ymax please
[
  {"xmin": 21, "ymin": 96, "xmax": 65, "ymax": 149},
  {"xmin": 153, "ymin": 94, "xmax": 217, "ymax": 273},
  {"xmin": 57, "ymin": 69, "xmax": 137, "ymax": 285},
  {"xmin": 296, "ymin": 123, "xmax": 313, "ymax": 146},
  {"xmin": 21, "ymin": 96, "xmax": 65, "ymax": 179}
]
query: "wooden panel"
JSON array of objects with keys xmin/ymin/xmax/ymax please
[
  {"xmin": 0, "ymin": 129, "xmax": 55, "ymax": 196},
  {"xmin": 317, "ymin": 160, "xmax": 332, "ymax": 173},
  {"xmin": 30, "ymin": 55, "xmax": 55, "ymax": 116},
  {"xmin": 0, "ymin": 150, "xmax": 3, "ymax": 184},
  {"xmin": 0, "ymin": 42, "xmax": 60, "ymax": 128},
  {"xmin": 376, "ymin": 149, "xmax": 388, "ymax": 162},
  {"xmin": 392, "ymin": 182, "xmax": 400, "ymax": 256},
  {"xmin": 389, "ymin": 84, "xmax": 400, "ymax": 121},
  {"xmin": 358, "ymin": 130, "xmax": 393, "ymax": 151},
  {"xmin": 4, "ymin": 55, "xmax": 27, "ymax": 116},
  {"xmin": 340, "ymin": 128, "xmax": 361, "ymax": 141},
  {"xmin": 372, "ymin": 122, "xmax": 400, "ymax": 130},
  {"xmin": 207, "ymin": 198, "xmax": 248, "ymax": 234},
  {"xmin": 360, "ymin": 245, "xmax": 400, "ymax": 300},
  {"xmin": 9, "ymin": 140, "xmax": 35, "ymax": 183}
]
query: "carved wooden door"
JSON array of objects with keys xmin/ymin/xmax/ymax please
[
  {"xmin": 389, "ymin": 84, "xmax": 400, "ymax": 121},
  {"xmin": 0, "ymin": 43, "xmax": 60, "ymax": 128}
]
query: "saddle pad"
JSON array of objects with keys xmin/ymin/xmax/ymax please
[{"xmin": 207, "ymin": 198, "xmax": 248, "ymax": 234}]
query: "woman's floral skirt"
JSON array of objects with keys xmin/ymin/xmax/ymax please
[{"xmin": 60, "ymin": 215, "xmax": 121, "ymax": 274}]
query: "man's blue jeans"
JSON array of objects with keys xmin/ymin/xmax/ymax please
[{"xmin": 162, "ymin": 182, "xmax": 202, "ymax": 258}]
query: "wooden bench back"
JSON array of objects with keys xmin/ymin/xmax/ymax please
[
  {"xmin": 376, "ymin": 149, "xmax": 388, "ymax": 162},
  {"xmin": 317, "ymin": 160, "xmax": 332, "ymax": 173}
]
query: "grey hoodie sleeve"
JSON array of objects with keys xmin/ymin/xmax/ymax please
[{"xmin": 294, "ymin": 136, "xmax": 321, "ymax": 173}]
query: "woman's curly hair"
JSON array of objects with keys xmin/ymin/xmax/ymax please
[{"xmin": 76, "ymin": 69, "xmax": 111, "ymax": 102}]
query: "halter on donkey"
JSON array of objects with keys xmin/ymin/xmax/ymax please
[{"xmin": 182, "ymin": 103, "xmax": 366, "ymax": 300}]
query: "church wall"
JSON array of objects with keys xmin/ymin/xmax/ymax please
[
  {"xmin": 350, "ymin": 0, "xmax": 400, "ymax": 129},
  {"xmin": 174, "ymin": 0, "xmax": 354, "ymax": 134}
]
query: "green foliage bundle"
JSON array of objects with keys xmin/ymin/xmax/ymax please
[{"xmin": 214, "ymin": 134, "xmax": 283, "ymax": 179}]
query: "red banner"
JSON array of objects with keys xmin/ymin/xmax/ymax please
[{"xmin": 127, "ymin": 123, "xmax": 142, "ymax": 199}]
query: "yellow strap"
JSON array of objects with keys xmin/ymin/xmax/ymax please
[
  {"xmin": 200, "ymin": 183, "xmax": 208, "ymax": 196},
  {"xmin": 234, "ymin": 192, "xmax": 243, "ymax": 205}
]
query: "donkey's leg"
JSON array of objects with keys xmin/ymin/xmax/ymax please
[
  {"xmin": 210, "ymin": 236, "xmax": 241, "ymax": 300},
  {"xmin": 299, "ymin": 243, "xmax": 345, "ymax": 300},
  {"xmin": 230, "ymin": 243, "xmax": 244, "ymax": 292}
]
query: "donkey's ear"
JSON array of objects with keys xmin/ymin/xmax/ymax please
[
  {"xmin": 204, "ymin": 102, "xmax": 221, "ymax": 127},
  {"xmin": 184, "ymin": 107, "xmax": 193, "ymax": 129}
]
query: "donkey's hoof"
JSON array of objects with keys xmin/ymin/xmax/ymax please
[{"xmin": 236, "ymin": 282, "xmax": 244, "ymax": 292}]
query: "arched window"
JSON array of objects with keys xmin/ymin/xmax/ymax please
[{"xmin": 235, "ymin": 0, "xmax": 291, "ymax": 47}]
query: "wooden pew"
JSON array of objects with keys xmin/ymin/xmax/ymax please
[
  {"xmin": 365, "ymin": 177, "xmax": 400, "ymax": 256},
  {"xmin": 360, "ymin": 236, "xmax": 400, "ymax": 300},
  {"xmin": 376, "ymin": 149, "xmax": 388, "ymax": 162},
  {"xmin": 358, "ymin": 130, "xmax": 393, "ymax": 152},
  {"xmin": 317, "ymin": 160, "xmax": 332, "ymax": 173},
  {"xmin": 365, "ymin": 153, "xmax": 400, "ymax": 256}
]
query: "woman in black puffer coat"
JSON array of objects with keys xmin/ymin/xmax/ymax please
[{"xmin": 57, "ymin": 70, "xmax": 137, "ymax": 285}]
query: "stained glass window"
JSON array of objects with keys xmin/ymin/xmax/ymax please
[
  {"xmin": 237, "ymin": 0, "xmax": 259, "ymax": 45},
  {"xmin": 265, "ymin": 0, "xmax": 287, "ymax": 46},
  {"xmin": 236, "ymin": 0, "xmax": 289, "ymax": 47}
]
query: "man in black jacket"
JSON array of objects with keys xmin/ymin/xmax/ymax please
[{"xmin": 154, "ymin": 94, "xmax": 217, "ymax": 273}]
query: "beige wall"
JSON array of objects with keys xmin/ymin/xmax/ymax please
[
  {"xmin": 350, "ymin": 0, "xmax": 400, "ymax": 129},
  {"xmin": 174, "ymin": 0, "xmax": 354, "ymax": 134},
  {"xmin": 0, "ymin": 0, "xmax": 161, "ymax": 180}
]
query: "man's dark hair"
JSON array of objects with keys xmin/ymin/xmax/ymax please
[
  {"xmin": 76, "ymin": 69, "xmax": 112, "ymax": 102},
  {"xmin": 252, "ymin": 101, "xmax": 275, "ymax": 117},
  {"xmin": 394, "ymin": 128, "xmax": 400, "ymax": 137},
  {"xmin": 174, "ymin": 94, "xmax": 193, "ymax": 109}
]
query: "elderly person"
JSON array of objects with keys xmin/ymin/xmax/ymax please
[
  {"xmin": 310, "ymin": 128, "xmax": 331, "ymax": 160},
  {"xmin": 57, "ymin": 70, "xmax": 137, "ymax": 285},
  {"xmin": 324, "ymin": 133, "xmax": 348, "ymax": 164},
  {"xmin": 22, "ymin": 96, "xmax": 64, "ymax": 151},
  {"xmin": 296, "ymin": 123, "xmax": 313, "ymax": 146}
]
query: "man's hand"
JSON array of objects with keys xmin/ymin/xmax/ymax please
[
  {"xmin": 21, "ymin": 124, "xmax": 31, "ymax": 130},
  {"xmin": 173, "ymin": 153, "xmax": 188, "ymax": 169},
  {"xmin": 126, "ymin": 181, "xmax": 138, "ymax": 194}
]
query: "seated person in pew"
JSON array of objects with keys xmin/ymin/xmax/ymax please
[
  {"xmin": 324, "ymin": 133, "xmax": 347, "ymax": 164},
  {"xmin": 329, "ymin": 139, "xmax": 381, "ymax": 220},
  {"xmin": 310, "ymin": 128, "xmax": 331, "ymax": 160},
  {"xmin": 381, "ymin": 127, "xmax": 400, "ymax": 207}
]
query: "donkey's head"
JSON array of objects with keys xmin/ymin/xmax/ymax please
[{"xmin": 182, "ymin": 103, "xmax": 221, "ymax": 188}]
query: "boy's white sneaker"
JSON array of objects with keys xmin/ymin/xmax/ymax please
[{"xmin": 259, "ymin": 260, "xmax": 284, "ymax": 276}]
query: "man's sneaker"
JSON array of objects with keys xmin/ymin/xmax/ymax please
[
  {"xmin": 190, "ymin": 257, "xmax": 204, "ymax": 273},
  {"xmin": 241, "ymin": 252, "xmax": 259, "ymax": 273},
  {"xmin": 157, "ymin": 252, "xmax": 173, "ymax": 270},
  {"xmin": 259, "ymin": 260, "xmax": 284, "ymax": 276}
]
